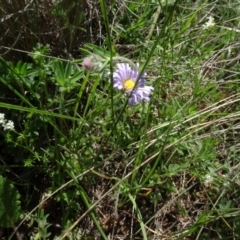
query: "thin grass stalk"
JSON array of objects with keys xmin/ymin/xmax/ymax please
[
  {"xmin": 74, "ymin": 72, "xmax": 89, "ymax": 119},
  {"xmin": 128, "ymin": 193, "xmax": 148, "ymax": 240},
  {"xmin": 79, "ymin": 186, "xmax": 108, "ymax": 240},
  {"xmin": 82, "ymin": 75, "xmax": 102, "ymax": 118},
  {"xmin": 99, "ymin": 0, "xmax": 114, "ymax": 123},
  {"xmin": 138, "ymin": 0, "xmax": 180, "ymax": 186},
  {"xmin": 0, "ymin": 102, "xmax": 81, "ymax": 122}
]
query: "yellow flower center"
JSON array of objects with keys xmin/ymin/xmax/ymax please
[{"xmin": 123, "ymin": 79, "xmax": 135, "ymax": 91}]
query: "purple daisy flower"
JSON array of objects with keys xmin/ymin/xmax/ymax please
[{"xmin": 112, "ymin": 63, "xmax": 154, "ymax": 105}]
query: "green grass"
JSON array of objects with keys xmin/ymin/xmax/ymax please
[{"xmin": 1, "ymin": 0, "xmax": 240, "ymax": 239}]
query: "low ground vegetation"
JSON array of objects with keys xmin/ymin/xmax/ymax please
[{"xmin": 1, "ymin": 0, "xmax": 240, "ymax": 239}]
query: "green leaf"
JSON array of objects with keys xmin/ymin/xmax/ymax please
[
  {"xmin": 53, "ymin": 61, "xmax": 65, "ymax": 86},
  {"xmin": 20, "ymin": 62, "xmax": 27, "ymax": 75},
  {"xmin": 69, "ymin": 71, "xmax": 84, "ymax": 84},
  {"xmin": 0, "ymin": 175, "xmax": 21, "ymax": 228},
  {"xmin": 64, "ymin": 62, "xmax": 72, "ymax": 80}
]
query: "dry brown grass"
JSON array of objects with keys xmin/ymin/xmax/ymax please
[{"xmin": 0, "ymin": 0, "xmax": 104, "ymax": 61}]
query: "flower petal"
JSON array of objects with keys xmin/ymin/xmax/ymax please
[{"xmin": 112, "ymin": 63, "xmax": 154, "ymax": 105}]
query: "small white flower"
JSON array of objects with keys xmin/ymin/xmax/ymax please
[
  {"xmin": 203, "ymin": 174, "xmax": 213, "ymax": 186},
  {"xmin": 3, "ymin": 120, "xmax": 14, "ymax": 131},
  {"xmin": 203, "ymin": 16, "xmax": 215, "ymax": 30},
  {"xmin": 0, "ymin": 113, "xmax": 5, "ymax": 124}
]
